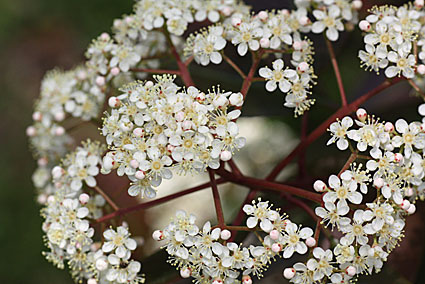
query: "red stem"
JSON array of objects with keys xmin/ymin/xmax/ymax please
[
  {"xmin": 216, "ymin": 168, "xmax": 322, "ymax": 203},
  {"xmin": 96, "ymin": 178, "xmax": 226, "ymax": 223},
  {"xmin": 326, "ymin": 39, "xmax": 347, "ymax": 107},
  {"xmin": 266, "ymin": 77, "xmax": 405, "ymax": 181},
  {"xmin": 209, "ymin": 170, "xmax": 225, "ymax": 227}
]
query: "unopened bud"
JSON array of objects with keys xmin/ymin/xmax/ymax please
[
  {"xmin": 133, "ymin": 127, "xmax": 144, "ymax": 137},
  {"xmin": 258, "ymin": 11, "xmax": 268, "ymax": 21},
  {"xmin": 269, "ymin": 229, "xmax": 280, "ymax": 240},
  {"xmin": 52, "ymin": 166, "xmax": 64, "ymax": 179},
  {"xmin": 242, "ymin": 275, "xmax": 252, "ymax": 284},
  {"xmin": 152, "ymin": 230, "xmax": 164, "ymax": 241},
  {"xmin": 180, "ymin": 267, "xmax": 192, "ymax": 278},
  {"xmin": 79, "ymin": 193, "xmax": 90, "ymax": 204},
  {"xmin": 95, "ymin": 76, "xmax": 105, "ymax": 86},
  {"xmin": 417, "ymin": 64, "xmax": 425, "ymax": 75},
  {"xmin": 96, "ymin": 258, "xmax": 108, "ymax": 271},
  {"xmin": 405, "ymin": 187, "xmax": 414, "ymax": 197},
  {"xmin": 26, "ymin": 126, "xmax": 36, "ymax": 137},
  {"xmin": 220, "ymin": 150, "xmax": 232, "ymax": 161},
  {"xmin": 313, "ymin": 180, "xmax": 327, "ymax": 192},
  {"xmin": 283, "ymin": 268, "xmax": 296, "ymax": 279},
  {"xmin": 130, "ymin": 159, "xmax": 139, "ymax": 169},
  {"xmin": 135, "ymin": 170, "xmax": 145, "ymax": 180},
  {"xmin": 232, "ymin": 17, "xmax": 242, "ymax": 27},
  {"xmin": 32, "ymin": 111, "xmax": 42, "ymax": 121},
  {"xmin": 384, "ymin": 122, "xmax": 394, "ymax": 132},
  {"xmin": 352, "ymin": 0, "xmax": 362, "ymax": 9},
  {"xmin": 37, "ymin": 157, "xmax": 48, "ymax": 167},
  {"xmin": 87, "ymin": 279, "xmax": 97, "ymax": 284},
  {"xmin": 293, "ymin": 41, "xmax": 303, "ymax": 50},
  {"xmin": 356, "ymin": 108, "xmax": 367, "ymax": 122},
  {"xmin": 110, "ymin": 67, "xmax": 120, "ymax": 76},
  {"xmin": 260, "ymin": 38, "xmax": 270, "ymax": 48},
  {"xmin": 401, "ymin": 200, "xmax": 411, "ymax": 210},
  {"xmin": 272, "ymin": 243, "xmax": 283, "ymax": 252},
  {"xmin": 373, "ymin": 178, "xmax": 384, "ymax": 189},
  {"xmin": 394, "ymin": 153, "xmax": 403, "ymax": 163},
  {"xmin": 299, "ymin": 16, "xmax": 309, "ymax": 26},
  {"xmin": 305, "ymin": 237, "xmax": 316, "ymax": 247},
  {"xmin": 415, "ymin": 0, "xmax": 424, "ymax": 8},
  {"xmin": 359, "ymin": 20, "xmax": 371, "ymax": 31},
  {"xmin": 220, "ymin": 229, "xmax": 231, "ymax": 240},
  {"xmin": 407, "ymin": 203, "xmax": 416, "ymax": 214},
  {"xmin": 108, "ymin": 97, "xmax": 120, "ymax": 108},
  {"xmin": 54, "ymin": 111, "xmax": 65, "ymax": 121}
]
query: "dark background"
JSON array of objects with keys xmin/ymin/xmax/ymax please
[{"xmin": 0, "ymin": 0, "xmax": 423, "ymax": 283}]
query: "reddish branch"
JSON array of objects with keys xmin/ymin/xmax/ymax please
[
  {"xmin": 266, "ymin": 77, "xmax": 405, "ymax": 181},
  {"xmin": 216, "ymin": 168, "xmax": 322, "ymax": 203},
  {"xmin": 96, "ymin": 178, "xmax": 226, "ymax": 223},
  {"xmin": 209, "ymin": 169, "xmax": 225, "ymax": 228},
  {"xmin": 93, "ymin": 186, "xmax": 119, "ymax": 211},
  {"xmin": 326, "ymin": 39, "xmax": 347, "ymax": 106},
  {"xmin": 240, "ymin": 50, "xmax": 265, "ymax": 98}
]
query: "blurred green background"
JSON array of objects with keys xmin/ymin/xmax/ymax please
[{"xmin": 1, "ymin": 0, "xmax": 424, "ymax": 283}]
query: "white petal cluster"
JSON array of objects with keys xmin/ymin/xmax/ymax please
[
  {"xmin": 359, "ymin": 4, "xmax": 423, "ymax": 78},
  {"xmin": 41, "ymin": 141, "xmax": 144, "ymax": 284},
  {"xmin": 154, "ymin": 199, "xmax": 314, "ymax": 283},
  {"xmin": 101, "ymin": 76, "xmax": 246, "ymax": 199},
  {"xmin": 293, "ymin": 107, "xmax": 425, "ymax": 283}
]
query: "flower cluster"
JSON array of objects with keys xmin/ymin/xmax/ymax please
[
  {"xmin": 358, "ymin": 3, "xmax": 423, "ymax": 78},
  {"xmin": 41, "ymin": 140, "xmax": 145, "ymax": 284},
  {"xmin": 101, "ymin": 75, "xmax": 246, "ymax": 199},
  {"xmin": 153, "ymin": 199, "xmax": 314, "ymax": 283},
  {"xmin": 282, "ymin": 109, "xmax": 422, "ymax": 283}
]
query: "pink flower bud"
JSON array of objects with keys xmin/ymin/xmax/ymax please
[
  {"xmin": 77, "ymin": 70, "xmax": 87, "ymax": 80},
  {"xmin": 258, "ymin": 11, "xmax": 268, "ymax": 21},
  {"xmin": 145, "ymin": 81, "xmax": 154, "ymax": 88},
  {"xmin": 313, "ymin": 180, "xmax": 326, "ymax": 192},
  {"xmin": 54, "ymin": 126, "xmax": 65, "ymax": 136},
  {"xmin": 407, "ymin": 204, "xmax": 416, "ymax": 214},
  {"xmin": 242, "ymin": 275, "xmax": 252, "ymax": 284},
  {"xmin": 79, "ymin": 193, "xmax": 90, "ymax": 204},
  {"xmin": 417, "ymin": 64, "xmax": 425, "ymax": 75},
  {"xmin": 95, "ymin": 76, "xmax": 105, "ymax": 86},
  {"xmin": 297, "ymin": 62, "xmax": 309, "ymax": 73},
  {"xmin": 281, "ymin": 9, "xmax": 290, "ymax": 16},
  {"xmin": 305, "ymin": 237, "xmax": 316, "ymax": 247},
  {"xmin": 356, "ymin": 108, "xmax": 367, "ymax": 121},
  {"xmin": 269, "ymin": 229, "xmax": 280, "ymax": 240},
  {"xmin": 346, "ymin": 266, "xmax": 356, "ymax": 276},
  {"xmin": 220, "ymin": 150, "xmax": 232, "ymax": 161},
  {"xmin": 26, "ymin": 126, "xmax": 36, "ymax": 137},
  {"xmin": 108, "ymin": 97, "xmax": 120, "ymax": 108},
  {"xmin": 384, "ymin": 122, "xmax": 394, "ymax": 132},
  {"xmin": 88, "ymin": 279, "xmax": 97, "ymax": 284},
  {"xmin": 401, "ymin": 200, "xmax": 411, "ymax": 210},
  {"xmin": 260, "ymin": 38, "xmax": 270, "ymax": 48},
  {"xmin": 152, "ymin": 230, "xmax": 164, "ymax": 241},
  {"xmin": 32, "ymin": 111, "xmax": 42, "ymax": 121},
  {"xmin": 272, "ymin": 243, "xmax": 282, "ymax": 253},
  {"xmin": 47, "ymin": 195, "xmax": 56, "ymax": 204},
  {"xmin": 135, "ymin": 170, "xmax": 146, "ymax": 180},
  {"xmin": 130, "ymin": 159, "xmax": 139, "ymax": 169},
  {"xmin": 222, "ymin": 7, "xmax": 232, "ymax": 16},
  {"xmin": 394, "ymin": 153, "xmax": 403, "ymax": 163},
  {"xmin": 352, "ymin": 0, "xmax": 362, "ymax": 9},
  {"xmin": 37, "ymin": 157, "xmax": 48, "ymax": 166},
  {"xmin": 283, "ymin": 268, "xmax": 295, "ymax": 279},
  {"xmin": 180, "ymin": 267, "xmax": 192, "ymax": 278},
  {"xmin": 37, "ymin": 194, "xmax": 47, "ymax": 204},
  {"xmin": 100, "ymin": 33, "xmax": 110, "ymax": 41},
  {"xmin": 54, "ymin": 111, "xmax": 65, "ymax": 121},
  {"xmin": 373, "ymin": 177, "xmax": 384, "ymax": 189},
  {"xmin": 359, "ymin": 20, "xmax": 371, "ymax": 31},
  {"xmin": 220, "ymin": 229, "xmax": 231, "ymax": 240},
  {"xmin": 415, "ymin": 0, "xmax": 424, "ymax": 8},
  {"xmin": 110, "ymin": 67, "xmax": 120, "ymax": 76}
]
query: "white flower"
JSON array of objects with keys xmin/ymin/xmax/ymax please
[
  {"xmin": 315, "ymin": 201, "xmax": 350, "ymax": 229},
  {"xmin": 366, "ymin": 203, "xmax": 394, "ymax": 232},
  {"xmin": 384, "ymin": 51, "xmax": 415, "ymax": 78},
  {"xmin": 102, "ymin": 226, "xmax": 137, "ymax": 258},
  {"xmin": 312, "ymin": 5, "xmax": 344, "ymax": 41},
  {"xmin": 189, "ymin": 26, "xmax": 227, "ymax": 66},
  {"xmin": 243, "ymin": 200, "xmax": 278, "ymax": 232},
  {"xmin": 327, "ymin": 116, "xmax": 353, "ymax": 150},
  {"xmin": 323, "ymin": 175, "xmax": 363, "ymax": 210},
  {"xmin": 392, "ymin": 119, "xmax": 424, "ymax": 158},
  {"xmin": 306, "ymin": 247, "xmax": 333, "ymax": 281},
  {"xmin": 231, "ymin": 20, "xmax": 263, "ymax": 56},
  {"xmin": 282, "ymin": 223, "xmax": 313, "ymax": 258},
  {"xmin": 259, "ymin": 59, "xmax": 297, "ymax": 93},
  {"xmin": 340, "ymin": 210, "xmax": 374, "ymax": 245}
]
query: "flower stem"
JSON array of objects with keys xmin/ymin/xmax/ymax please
[
  {"xmin": 96, "ymin": 178, "xmax": 226, "ymax": 223},
  {"xmin": 93, "ymin": 185, "xmax": 119, "ymax": 211},
  {"xmin": 326, "ymin": 39, "xmax": 347, "ymax": 107},
  {"xmin": 209, "ymin": 169, "xmax": 225, "ymax": 228},
  {"xmin": 130, "ymin": 68, "xmax": 181, "ymax": 75},
  {"xmin": 223, "ymin": 53, "xmax": 246, "ymax": 78}
]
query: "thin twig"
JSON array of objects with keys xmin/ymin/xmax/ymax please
[
  {"xmin": 223, "ymin": 53, "xmax": 246, "ymax": 78},
  {"xmin": 326, "ymin": 39, "xmax": 347, "ymax": 107},
  {"xmin": 93, "ymin": 185, "xmax": 119, "ymax": 211},
  {"xmin": 209, "ymin": 169, "xmax": 225, "ymax": 228}
]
